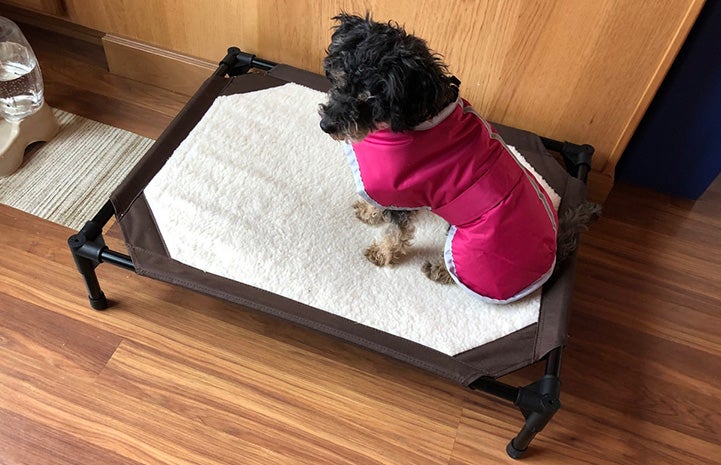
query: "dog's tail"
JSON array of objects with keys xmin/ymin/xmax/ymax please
[{"xmin": 556, "ymin": 201, "xmax": 602, "ymax": 262}]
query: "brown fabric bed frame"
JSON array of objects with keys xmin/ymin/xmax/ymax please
[{"xmin": 68, "ymin": 48, "xmax": 595, "ymax": 459}]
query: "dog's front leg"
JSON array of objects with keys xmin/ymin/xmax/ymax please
[
  {"xmin": 353, "ymin": 200, "xmax": 389, "ymax": 225},
  {"xmin": 363, "ymin": 210, "xmax": 416, "ymax": 266}
]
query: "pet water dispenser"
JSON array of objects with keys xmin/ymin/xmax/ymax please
[{"xmin": 0, "ymin": 16, "xmax": 58, "ymax": 176}]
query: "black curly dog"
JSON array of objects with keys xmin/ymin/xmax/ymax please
[
  {"xmin": 319, "ymin": 13, "xmax": 460, "ymax": 141},
  {"xmin": 319, "ymin": 12, "xmax": 600, "ymax": 287}
]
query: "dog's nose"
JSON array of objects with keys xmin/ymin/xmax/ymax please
[{"xmin": 319, "ymin": 118, "xmax": 336, "ymax": 135}]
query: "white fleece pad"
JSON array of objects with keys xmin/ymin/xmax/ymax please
[{"xmin": 144, "ymin": 83, "xmax": 561, "ymax": 356}]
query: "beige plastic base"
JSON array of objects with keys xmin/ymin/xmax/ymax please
[{"xmin": 0, "ymin": 103, "xmax": 60, "ymax": 177}]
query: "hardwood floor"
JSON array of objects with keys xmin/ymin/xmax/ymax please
[{"xmin": 1, "ymin": 23, "xmax": 720, "ymax": 464}]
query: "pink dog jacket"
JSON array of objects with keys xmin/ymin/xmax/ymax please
[{"xmin": 343, "ymin": 98, "xmax": 558, "ymax": 303}]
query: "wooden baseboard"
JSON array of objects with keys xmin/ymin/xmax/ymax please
[{"xmin": 102, "ymin": 35, "xmax": 217, "ymax": 96}]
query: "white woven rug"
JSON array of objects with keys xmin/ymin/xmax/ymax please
[
  {"xmin": 144, "ymin": 83, "xmax": 561, "ymax": 356},
  {"xmin": 0, "ymin": 109, "xmax": 154, "ymax": 229}
]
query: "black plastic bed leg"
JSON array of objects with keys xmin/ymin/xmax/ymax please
[
  {"xmin": 506, "ymin": 349, "xmax": 563, "ymax": 459},
  {"xmin": 562, "ymin": 143, "xmax": 594, "ymax": 182},
  {"xmin": 68, "ymin": 201, "xmax": 136, "ymax": 309},
  {"xmin": 506, "ymin": 375, "xmax": 561, "ymax": 459},
  {"xmin": 68, "ymin": 223, "xmax": 109, "ymax": 310}
]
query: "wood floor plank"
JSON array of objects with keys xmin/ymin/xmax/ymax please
[
  {"xmin": 578, "ymin": 230, "xmax": 721, "ymax": 304},
  {"xmin": 573, "ymin": 272, "xmax": 721, "ymax": 354},
  {"xmin": 96, "ymin": 340, "xmax": 460, "ymax": 465},
  {"xmin": 0, "ymin": 408, "xmax": 144, "ymax": 465},
  {"xmin": 0, "ymin": 293, "xmax": 122, "ymax": 381},
  {"xmin": 560, "ymin": 323, "xmax": 721, "ymax": 444},
  {"xmin": 0, "ymin": 353, "xmax": 292, "ymax": 465},
  {"xmin": 44, "ymin": 81, "xmax": 178, "ymax": 140}
]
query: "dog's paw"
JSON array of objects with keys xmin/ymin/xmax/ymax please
[
  {"xmin": 364, "ymin": 241, "xmax": 398, "ymax": 266},
  {"xmin": 421, "ymin": 260, "xmax": 455, "ymax": 285},
  {"xmin": 353, "ymin": 200, "xmax": 387, "ymax": 225}
]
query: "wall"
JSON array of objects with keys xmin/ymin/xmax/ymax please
[{"xmin": 0, "ymin": 0, "xmax": 706, "ymax": 201}]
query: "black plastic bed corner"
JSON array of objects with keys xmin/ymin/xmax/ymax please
[
  {"xmin": 67, "ymin": 200, "xmax": 135, "ymax": 310},
  {"xmin": 540, "ymin": 136, "xmax": 595, "ymax": 183},
  {"xmin": 219, "ymin": 46, "xmax": 278, "ymax": 77}
]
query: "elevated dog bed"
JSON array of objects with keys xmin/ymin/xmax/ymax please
[{"xmin": 68, "ymin": 49, "xmax": 594, "ymax": 459}]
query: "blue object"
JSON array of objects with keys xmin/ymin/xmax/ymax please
[{"xmin": 616, "ymin": 1, "xmax": 721, "ymax": 199}]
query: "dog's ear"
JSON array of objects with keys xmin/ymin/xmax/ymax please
[
  {"xmin": 377, "ymin": 51, "xmax": 442, "ymax": 132},
  {"xmin": 380, "ymin": 68, "xmax": 408, "ymax": 131}
]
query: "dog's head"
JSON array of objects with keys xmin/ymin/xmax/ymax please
[{"xmin": 319, "ymin": 13, "xmax": 460, "ymax": 141}]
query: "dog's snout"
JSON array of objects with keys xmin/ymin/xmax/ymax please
[{"xmin": 319, "ymin": 118, "xmax": 336, "ymax": 135}]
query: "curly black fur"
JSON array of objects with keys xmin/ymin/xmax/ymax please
[
  {"xmin": 319, "ymin": 13, "xmax": 460, "ymax": 140},
  {"xmin": 556, "ymin": 201, "xmax": 603, "ymax": 262}
]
